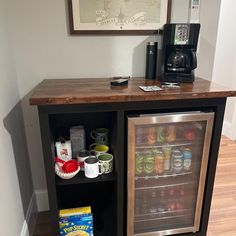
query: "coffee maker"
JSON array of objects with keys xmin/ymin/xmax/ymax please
[{"xmin": 160, "ymin": 23, "xmax": 200, "ymax": 83}]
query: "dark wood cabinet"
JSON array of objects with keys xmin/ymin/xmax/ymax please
[
  {"xmin": 38, "ymin": 107, "xmax": 125, "ymax": 236},
  {"xmin": 30, "ymin": 78, "xmax": 236, "ymax": 236}
]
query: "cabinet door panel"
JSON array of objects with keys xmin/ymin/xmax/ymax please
[{"xmin": 127, "ymin": 112, "xmax": 214, "ymax": 236}]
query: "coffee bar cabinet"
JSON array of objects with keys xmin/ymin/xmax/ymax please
[{"xmin": 29, "ymin": 77, "xmax": 236, "ymax": 236}]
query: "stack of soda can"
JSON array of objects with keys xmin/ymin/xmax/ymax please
[{"xmin": 135, "ymin": 147, "xmax": 192, "ymax": 176}]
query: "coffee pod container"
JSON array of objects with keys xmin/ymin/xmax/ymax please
[
  {"xmin": 70, "ymin": 125, "xmax": 86, "ymax": 157},
  {"xmin": 145, "ymin": 42, "xmax": 158, "ymax": 80}
]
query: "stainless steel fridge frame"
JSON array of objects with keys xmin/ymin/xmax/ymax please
[{"xmin": 127, "ymin": 112, "xmax": 214, "ymax": 236}]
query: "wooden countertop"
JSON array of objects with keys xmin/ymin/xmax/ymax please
[{"xmin": 29, "ymin": 77, "xmax": 236, "ymax": 106}]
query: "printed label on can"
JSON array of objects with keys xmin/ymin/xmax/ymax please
[
  {"xmin": 172, "ymin": 150, "xmax": 183, "ymax": 174},
  {"xmin": 144, "ymin": 152, "xmax": 155, "ymax": 175},
  {"xmin": 184, "ymin": 159, "xmax": 191, "ymax": 170},
  {"xmin": 183, "ymin": 150, "xmax": 192, "ymax": 171},
  {"xmin": 136, "ymin": 153, "xmax": 144, "ymax": 175}
]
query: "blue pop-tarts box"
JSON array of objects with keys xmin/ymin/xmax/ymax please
[{"xmin": 59, "ymin": 213, "xmax": 93, "ymax": 236}]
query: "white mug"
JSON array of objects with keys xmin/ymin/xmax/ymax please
[{"xmin": 84, "ymin": 157, "xmax": 102, "ymax": 178}]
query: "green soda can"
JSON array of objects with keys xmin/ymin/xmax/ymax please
[
  {"xmin": 143, "ymin": 151, "xmax": 155, "ymax": 175},
  {"xmin": 157, "ymin": 126, "xmax": 166, "ymax": 143},
  {"xmin": 135, "ymin": 152, "xmax": 144, "ymax": 176}
]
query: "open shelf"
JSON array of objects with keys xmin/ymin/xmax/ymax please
[
  {"xmin": 135, "ymin": 181, "xmax": 194, "ymax": 190},
  {"xmin": 94, "ymin": 230, "xmax": 105, "ymax": 236},
  {"xmin": 135, "ymin": 173, "xmax": 197, "ymax": 189},
  {"xmin": 135, "ymin": 209, "xmax": 192, "ymax": 222},
  {"xmin": 136, "ymin": 140, "xmax": 196, "ymax": 149},
  {"xmin": 57, "ymin": 181, "xmax": 116, "ymax": 236},
  {"xmin": 47, "ymin": 110, "xmax": 121, "ymax": 236},
  {"xmin": 135, "ymin": 171, "xmax": 192, "ymax": 180},
  {"xmin": 55, "ymin": 171, "xmax": 116, "ymax": 186},
  {"xmin": 49, "ymin": 111, "xmax": 118, "ymax": 152}
]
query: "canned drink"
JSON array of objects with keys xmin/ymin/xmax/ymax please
[
  {"xmin": 146, "ymin": 127, "xmax": 156, "ymax": 145},
  {"xmin": 149, "ymin": 190, "xmax": 158, "ymax": 213},
  {"xmin": 154, "ymin": 149, "xmax": 165, "ymax": 175},
  {"xmin": 166, "ymin": 125, "xmax": 176, "ymax": 143},
  {"xmin": 162, "ymin": 146, "xmax": 172, "ymax": 171},
  {"xmin": 172, "ymin": 149, "xmax": 183, "ymax": 174},
  {"xmin": 136, "ymin": 127, "xmax": 146, "ymax": 145},
  {"xmin": 157, "ymin": 190, "xmax": 166, "ymax": 212},
  {"xmin": 135, "ymin": 191, "xmax": 142, "ymax": 215},
  {"xmin": 157, "ymin": 126, "xmax": 166, "ymax": 143},
  {"xmin": 183, "ymin": 150, "xmax": 192, "ymax": 171},
  {"xmin": 143, "ymin": 151, "xmax": 155, "ymax": 175},
  {"xmin": 176, "ymin": 188, "xmax": 185, "ymax": 210},
  {"xmin": 141, "ymin": 190, "xmax": 149, "ymax": 214},
  {"xmin": 135, "ymin": 152, "xmax": 144, "ymax": 176},
  {"xmin": 167, "ymin": 188, "xmax": 176, "ymax": 212}
]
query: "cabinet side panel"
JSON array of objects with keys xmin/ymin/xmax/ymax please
[
  {"xmin": 199, "ymin": 99, "xmax": 226, "ymax": 235},
  {"xmin": 116, "ymin": 111, "xmax": 125, "ymax": 236},
  {"xmin": 38, "ymin": 107, "xmax": 59, "ymax": 236}
]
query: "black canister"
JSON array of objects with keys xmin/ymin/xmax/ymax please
[{"xmin": 145, "ymin": 42, "xmax": 158, "ymax": 80}]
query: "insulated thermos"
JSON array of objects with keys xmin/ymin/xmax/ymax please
[{"xmin": 145, "ymin": 42, "xmax": 158, "ymax": 80}]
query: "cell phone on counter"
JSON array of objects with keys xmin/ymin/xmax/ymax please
[{"xmin": 110, "ymin": 76, "xmax": 129, "ymax": 86}]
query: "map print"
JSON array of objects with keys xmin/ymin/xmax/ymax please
[{"xmin": 78, "ymin": 0, "xmax": 162, "ymax": 29}]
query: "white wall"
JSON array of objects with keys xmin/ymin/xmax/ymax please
[
  {"xmin": 9, "ymin": 0, "xmax": 161, "ymax": 98},
  {"xmin": 170, "ymin": 0, "xmax": 221, "ymax": 81},
  {"xmin": 0, "ymin": 0, "xmax": 36, "ymax": 235},
  {"xmin": 212, "ymin": 0, "xmax": 236, "ymax": 139},
  {"xmin": 0, "ymin": 0, "xmax": 25, "ymax": 235},
  {"xmin": 171, "ymin": 0, "xmax": 190, "ymax": 23},
  {"xmin": 196, "ymin": 0, "xmax": 221, "ymax": 80}
]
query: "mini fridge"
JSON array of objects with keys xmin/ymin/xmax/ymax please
[{"xmin": 127, "ymin": 111, "xmax": 214, "ymax": 236}]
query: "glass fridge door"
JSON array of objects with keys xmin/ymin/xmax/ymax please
[{"xmin": 127, "ymin": 112, "xmax": 214, "ymax": 236}]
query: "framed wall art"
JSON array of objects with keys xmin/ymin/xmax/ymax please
[{"xmin": 68, "ymin": 0, "xmax": 172, "ymax": 35}]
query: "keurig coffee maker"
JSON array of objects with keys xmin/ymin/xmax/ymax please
[{"xmin": 161, "ymin": 23, "xmax": 200, "ymax": 83}]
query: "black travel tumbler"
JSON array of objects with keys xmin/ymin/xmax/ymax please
[{"xmin": 145, "ymin": 42, "xmax": 158, "ymax": 80}]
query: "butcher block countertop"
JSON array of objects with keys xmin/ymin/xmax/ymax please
[{"xmin": 29, "ymin": 77, "xmax": 236, "ymax": 106}]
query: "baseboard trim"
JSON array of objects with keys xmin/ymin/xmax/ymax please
[
  {"xmin": 35, "ymin": 189, "xmax": 49, "ymax": 212},
  {"xmin": 20, "ymin": 193, "xmax": 37, "ymax": 236},
  {"xmin": 20, "ymin": 221, "xmax": 29, "ymax": 236}
]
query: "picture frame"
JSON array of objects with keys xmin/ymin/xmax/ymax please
[{"xmin": 68, "ymin": 0, "xmax": 172, "ymax": 35}]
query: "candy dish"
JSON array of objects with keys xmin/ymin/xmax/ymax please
[{"xmin": 55, "ymin": 163, "xmax": 80, "ymax": 179}]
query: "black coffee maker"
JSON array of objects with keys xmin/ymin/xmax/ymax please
[{"xmin": 161, "ymin": 23, "xmax": 200, "ymax": 83}]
